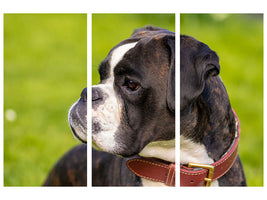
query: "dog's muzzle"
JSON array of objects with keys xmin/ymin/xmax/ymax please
[{"xmin": 69, "ymin": 87, "xmax": 87, "ymax": 143}]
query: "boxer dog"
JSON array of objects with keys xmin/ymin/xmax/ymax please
[
  {"xmin": 44, "ymin": 27, "xmax": 246, "ymax": 187},
  {"xmin": 180, "ymin": 35, "xmax": 246, "ymax": 186},
  {"xmin": 92, "ymin": 26, "xmax": 175, "ymax": 186}
]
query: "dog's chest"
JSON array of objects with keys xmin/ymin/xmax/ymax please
[
  {"xmin": 180, "ymin": 135, "xmax": 214, "ymax": 165},
  {"xmin": 180, "ymin": 135, "xmax": 219, "ymax": 186},
  {"xmin": 141, "ymin": 179, "xmax": 168, "ymax": 186}
]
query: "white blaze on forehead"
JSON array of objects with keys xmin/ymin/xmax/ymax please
[
  {"xmin": 92, "ymin": 42, "xmax": 137, "ymax": 153},
  {"xmin": 109, "ymin": 42, "xmax": 138, "ymax": 77}
]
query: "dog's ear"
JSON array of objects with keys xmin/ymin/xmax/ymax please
[
  {"xmin": 201, "ymin": 50, "xmax": 220, "ymax": 80},
  {"xmin": 180, "ymin": 36, "xmax": 220, "ymax": 110},
  {"xmin": 131, "ymin": 26, "xmax": 164, "ymax": 37},
  {"xmin": 164, "ymin": 35, "xmax": 175, "ymax": 113}
]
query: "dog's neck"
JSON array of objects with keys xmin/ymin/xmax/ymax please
[
  {"xmin": 132, "ymin": 140, "xmax": 175, "ymax": 187},
  {"xmin": 181, "ymin": 77, "xmax": 236, "ymax": 163},
  {"xmin": 139, "ymin": 139, "xmax": 175, "ymax": 162}
]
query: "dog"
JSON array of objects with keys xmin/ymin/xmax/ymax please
[
  {"xmin": 43, "ymin": 88, "xmax": 87, "ymax": 186},
  {"xmin": 44, "ymin": 27, "xmax": 245, "ymax": 187},
  {"xmin": 180, "ymin": 35, "xmax": 246, "ymax": 186},
  {"xmin": 92, "ymin": 26, "xmax": 175, "ymax": 186}
]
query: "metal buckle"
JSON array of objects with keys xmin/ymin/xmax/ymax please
[{"xmin": 188, "ymin": 162, "xmax": 214, "ymax": 186}]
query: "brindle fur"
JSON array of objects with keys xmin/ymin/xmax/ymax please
[{"xmin": 180, "ymin": 35, "xmax": 246, "ymax": 186}]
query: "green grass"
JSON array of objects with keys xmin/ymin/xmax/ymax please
[
  {"xmin": 4, "ymin": 14, "xmax": 87, "ymax": 186},
  {"xmin": 181, "ymin": 14, "xmax": 263, "ymax": 186}
]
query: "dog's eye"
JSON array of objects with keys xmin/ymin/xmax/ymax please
[{"xmin": 123, "ymin": 78, "xmax": 140, "ymax": 92}]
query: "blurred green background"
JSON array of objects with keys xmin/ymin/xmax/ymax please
[
  {"xmin": 92, "ymin": 14, "xmax": 175, "ymax": 85},
  {"xmin": 181, "ymin": 14, "xmax": 263, "ymax": 186},
  {"xmin": 4, "ymin": 14, "xmax": 87, "ymax": 186}
]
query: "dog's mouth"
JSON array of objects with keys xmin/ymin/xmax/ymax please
[
  {"xmin": 70, "ymin": 124, "xmax": 87, "ymax": 143},
  {"xmin": 69, "ymin": 100, "xmax": 87, "ymax": 143}
]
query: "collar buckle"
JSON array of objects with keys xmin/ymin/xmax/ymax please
[{"xmin": 188, "ymin": 163, "xmax": 214, "ymax": 186}]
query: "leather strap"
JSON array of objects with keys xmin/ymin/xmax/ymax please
[
  {"xmin": 126, "ymin": 157, "xmax": 175, "ymax": 186},
  {"xmin": 126, "ymin": 108, "xmax": 240, "ymax": 187},
  {"xmin": 180, "ymin": 108, "xmax": 240, "ymax": 186}
]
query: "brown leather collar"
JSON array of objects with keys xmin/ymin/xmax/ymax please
[
  {"xmin": 180, "ymin": 108, "xmax": 240, "ymax": 186},
  {"xmin": 126, "ymin": 157, "xmax": 175, "ymax": 186},
  {"xmin": 127, "ymin": 108, "xmax": 240, "ymax": 187}
]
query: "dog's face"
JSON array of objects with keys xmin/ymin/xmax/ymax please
[
  {"xmin": 69, "ymin": 87, "xmax": 87, "ymax": 143},
  {"xmin": 92, "ymin": 27, "xmax": 175, "ymax": 157},
  {"xmin": 180, "ymin": 35, "xmax": 220, "ymax": 111}
]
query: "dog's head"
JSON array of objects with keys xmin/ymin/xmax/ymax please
[
  {"xmin": 69, "ymin": 87, "xmax": 87, "ymax": 143},
  {"xmin": 180, "ymin": 35, "xmax": 220, "ymax": 111},
  {"xmin": 92, "ymin": 26, "xmax": 175, "ymax": 157}
]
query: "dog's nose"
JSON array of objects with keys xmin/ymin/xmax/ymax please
[{"xmin": 81, "ymin": 88, "xmax": 87, "ymax": 102}]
